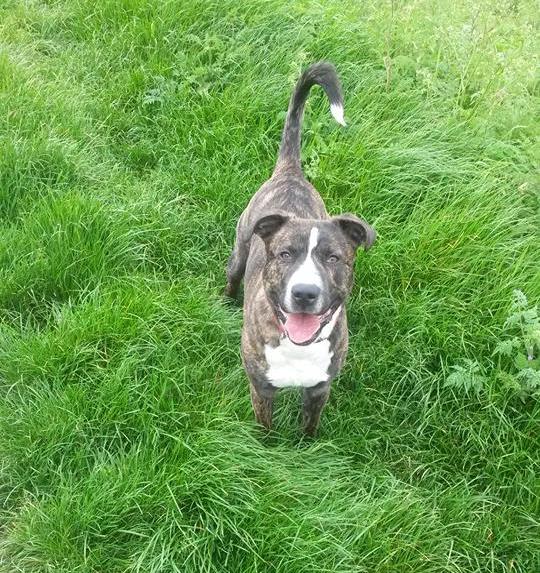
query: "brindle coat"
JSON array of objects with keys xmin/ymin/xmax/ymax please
[{"xmin": 225, "ymin": 62, "xmax": 375, "ymax": 435}]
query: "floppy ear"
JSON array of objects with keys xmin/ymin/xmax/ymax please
[
  {"xmin": 333, "ymin": 213, "xmax": 376, "ymax": 251},
  {"xmin": 252, "ymin": 213, "xmax": 289, "ymax": 240}
]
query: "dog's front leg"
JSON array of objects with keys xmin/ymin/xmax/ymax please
[
  {"xmin": 303, "ymin": 382, "xmax": 330, "ymax": 436},
  {"xmin": 250, "ymin": 383, "xmax": 275, "ymax": 430}
]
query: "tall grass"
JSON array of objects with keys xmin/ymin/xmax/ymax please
[{"xmin": 0, "ymin": 1, "xmax": 538, "ymax": 571}]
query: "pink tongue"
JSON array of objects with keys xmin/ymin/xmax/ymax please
[{"xmin": 284, "ymin": 313, "xmax": 321, "ymax": 344}]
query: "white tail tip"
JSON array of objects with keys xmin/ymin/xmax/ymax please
[{"xmin": 330, "ymin": 103, "xmax": 346, "ymax": 126}]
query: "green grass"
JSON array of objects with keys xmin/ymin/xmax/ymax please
[{"xmin": 0, "ymin": 0, "xmax": 539, "ymax": 571}]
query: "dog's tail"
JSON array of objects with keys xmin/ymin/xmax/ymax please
[{"xmin": 275, "ymin": 61, "xmax": 345, "ymax": 173}]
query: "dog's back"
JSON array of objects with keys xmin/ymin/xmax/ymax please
[{"xmin": 242, "ymin": 63, "xmax": 346, "ymax": 291}]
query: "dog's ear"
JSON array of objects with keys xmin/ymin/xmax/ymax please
[
  {"xmin": 252, "ymin": 213, "xmax": 289, "ymax": 240},
  {"xmin": 332, "ymin": 213, "xmax": 376, "ymax": 251}
]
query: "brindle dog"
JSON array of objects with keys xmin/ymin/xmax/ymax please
[{"xmin": 225, "ymin": 62, "xmax": 375, "ymax": 435}]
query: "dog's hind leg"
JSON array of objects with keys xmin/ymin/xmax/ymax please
[
  {"xmin": 303, "ymin": 382, "xmax": 330, "ymax": 436},
  {"xmin": 224, "ymin": 237, "xmax": 249, "ymax": 300},
  {"xmin": 224, "ymin": 214, "xmax": 250, "ymax": 300}
]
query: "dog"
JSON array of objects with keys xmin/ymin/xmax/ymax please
[{"xmin": 225, "ymin": 62, "xmax": 376, "ymax": 435}]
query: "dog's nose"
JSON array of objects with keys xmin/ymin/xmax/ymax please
[{"xmin": 291, "ymin": 283, "xmax": 321, "ymax": 307}]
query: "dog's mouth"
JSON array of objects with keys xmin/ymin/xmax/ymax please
[{"xmin": 275, "ymin": 303, "xmax": 341, "ymax": 346}]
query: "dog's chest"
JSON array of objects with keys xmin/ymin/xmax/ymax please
[{"xmin": 264, "ymin": 337, "xmax": 333, "ymax": 388}]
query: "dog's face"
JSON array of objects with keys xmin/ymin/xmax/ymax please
[{"xmin": 253, "ymin": 214, "xmax": 375, "ymax": 345}]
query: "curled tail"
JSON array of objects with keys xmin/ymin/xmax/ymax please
[{"xmin": 275, "ymin": 61, "xmax": 345, "ymax": 172}]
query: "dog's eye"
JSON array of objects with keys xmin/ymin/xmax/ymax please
[
  {"xmin": 279, "ymin": 250, "xmax": 292, "ymax": 260},
  {"xmin": 327, "ymin": 254, "xmax": 339, "ymax": 263}
]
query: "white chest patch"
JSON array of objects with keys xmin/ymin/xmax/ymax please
[{"xmin": 264, "ymin": 337, "xmax": 333, "ymax": 388}]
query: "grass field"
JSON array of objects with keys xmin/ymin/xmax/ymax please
[{"xmin": 0, "ymin": 0, "xmax": 539, "ymax": 571}]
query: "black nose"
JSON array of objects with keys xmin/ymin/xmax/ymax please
[{"xmin": 291, "ymin": 283, "xmax": 321, "ymax": 306}]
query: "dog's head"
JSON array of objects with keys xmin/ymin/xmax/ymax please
[{"xmin": 253, "ymin": 213, "xmax": 375, "ymax": 345}]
